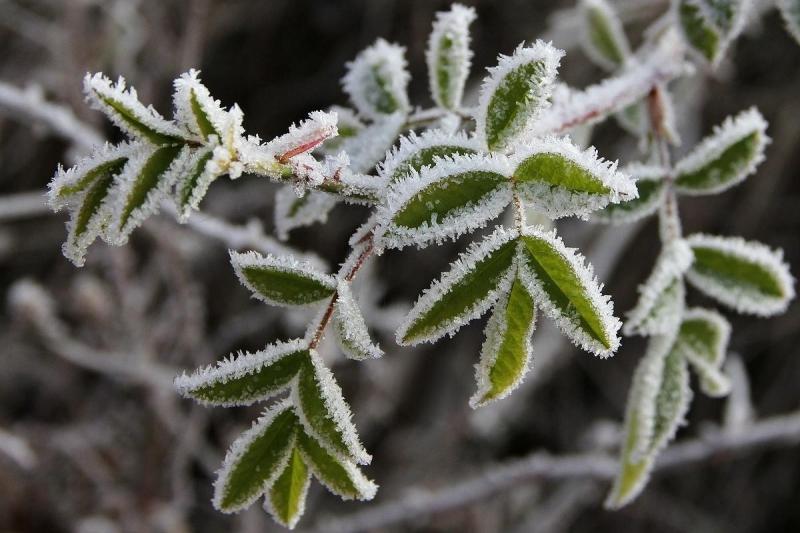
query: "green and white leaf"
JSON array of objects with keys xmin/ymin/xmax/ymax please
[
  {"xmin": 274, "ymin": 186, "xmax": 339, "ymax": 241},
  {"xmin": 625, "ymin": 239, "xmax": 694, "ymax": 336},
  {"xmin": 397, "ymin": 226, "xmax": 520, "ymax": 345},
  {"xmin": 264, "ymin": 447, "xmax": 311, "ymax": 529},
  {"xmin": 173, "ymin": 145, "xmax": 216, "ymax": 221},
  {"xmin": 475, "ymin": 41, "xmax": 563, "ymax": 153},
  {"xmin": 606, "ymin": 335, "xmax": 692, "ymax": 509},
  {"xmin": 107, "ymin": 143, "xmax": 192, "ymax": 243},
  {"xmin": 230, "ymin": 250, "xmax": 336, "ymax": 308},
  {"xmin": 172, "ymin": 69, "xmax": 225, "ymax": 140},
  {"xmin": 377, "ymin": 129, "xmax": 480, "ymax": 184},
  {"xmin": 84, "ymin": 73, "xmax": 187, "ymax": 144},
  {"xmin": 293, "ymin": 349, "xmax": 371, "ymax": 465},
  {"xmin": 470, "ymin": 276, "xmax": 536, "ymax": 408},
  {"xmin": 317, "ymin": 106, "xmax": 364, "ymax": 155},
  {"xmin": 511, "ymin": 136, "xmax": 637, "ymax": 219},
  {"xmin": 685, "ymin": 234, "xmax": 795, "ymax": 316},
  {"xmin": 333, "ymin": 280, "xmax": 383, "ymax": 361},
  {"xmin": 296, "ymin": 431, "xmax": 377, "ymax": 501},
  {"xmin": 676, "ymin": 0, "xmax": 748, "ymax": 65},
  {"xmin": 337, "ymin": 112, "xmax": 405, "ymax": 174},
  {"xmin": 174, "ymin": 339, "xmax": 307, "ymax": 406},
  {"xmin": 426, "ymin": 4, "xmax": 476, "ymax": 110},
  {"xmin": 342, "ymin": 39, "xmax": 410, "ymax": 120},
  {"xmin": 376, "ymin": 153, "xmax": 513, "ymax": 250},
  {"xmin": 674, "ymin": 308, "xmax": 732, "ymax": 397},
  {"xmin": 674, "ymin": 108, "xmax": 768, "ymax": 195},
  {"xmin": 264, "ymin": 111, "xmax": 339, "ymax": 161},
  {"xmin": 213, "ymin": 401, "xmax": 298, "ymax": 513},
  {"xmin": 593, "ymin": 164, "xmax": 666, "ymax": 224},
  {"xmin": 580, "ymin": 0, "xmax": 631, "ymax": 72},
  {"xmin": 778, "ymin": 0, "xmax": 800, "ymax": 44},
  {"xmin": 518, "ymin": 226, "xmax": 621, "ymax": 356}
]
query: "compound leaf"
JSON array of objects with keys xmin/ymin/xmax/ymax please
[
  {"xmin": 470, "ymin": 276, "xmax": 536, "ymax": 408},
  {"xmin": 477, "ymin": 41, "xmax": 563, "ymax": 153},
  {"xmin": 685, "ymin": 234, "xmax": 795, "ymax": 316},
  {"xmin": 230, "ymin": 250, "xmax": 336, "ymax": 307},
  {"xmin": 675, "ymin": 108, "xmax": 768, "ymax": 195},
  {"xmin": 518, "ymin": 226, "xmax": 621, "ymax": 356}
]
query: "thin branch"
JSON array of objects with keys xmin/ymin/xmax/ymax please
[{"xmin": 309, "ymin": 411, "xmax": 800, "ymax": 532}]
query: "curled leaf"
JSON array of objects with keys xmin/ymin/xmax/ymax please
[
  {"xmin": 426, "ymin": 4, "xmax": 476, "ymax": 110},
  {"xmin": 675, "ymin": 308, "xmax": 732, "ymax": 397},
  {"xmin": 230, "ymin": 251, "xmax": 336, "ymax": 308},
  {"xmin": 685, "ymin": 234, "xmax": 795, "ymax": 316}
]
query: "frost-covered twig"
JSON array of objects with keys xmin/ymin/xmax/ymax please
[{"xmin": 309, "ymin": 411, "xmax": 800, "ymax": 533}]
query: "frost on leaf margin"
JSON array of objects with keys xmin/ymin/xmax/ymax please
[
  {"xmin": 475, "ymin": 41, "xmax": 563, "ymax": 153},
  {"xmin": 518, "ymin": 226, "xmax": 621, "ymax": 357},
  {"xmin": 274, "ymin": 186, "xmax": 339, "ymax": 241},
  {"xmin": 675, "ymin": 308, "xmax": 732, "ymax": 397},
  {"xmin": 377, "ymin": 129, "xmax": 480, "ymax": 184},
  {"xmin": 376, "ymin": 152, "xmax": 513, "ymax": 250},
  {"xmin": 685, "ymin": 234, "xmax": 795, "ymax": 316},
  {"xmin": 674, "ymin": 108, "xmax": 768, "ymax": 195},
  {"xmin": 333, "ymin": 280, "xmax": 383, "ymax": 360},
  {"xmin": 265, "ymin": 447, "xmax": 311, "ymax": 529},
  {"xmin": 592, "ymin": 164, "xmax": 666, "ymax": 224},
  {"xmin": 427, "ymin": 4, "xmax": 476, "ymax": 111},
  {"xmin": 579, "ymin": 0, "xmax": 631, "ymax": 72},
  {"xmin": 511, "ymin": 135, "xmax": 637, "ymax": 220},
  {"xmin": 342, "ymin": 39, "xmax": 410, "ymax": 120},
  {"xmin": 397, "ymin": 226, "xmax": 520, "ymax": 345}
]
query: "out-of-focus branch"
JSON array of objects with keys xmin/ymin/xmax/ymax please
[{"xmin": 310, "ymin": 411, "xmax": 800, "ymax": 533}]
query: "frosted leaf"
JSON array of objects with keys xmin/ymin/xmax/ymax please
[
  {"xmin": 264, "ymin": 447, "xmax": 311, "ymax": 529},
  {"xmin": 174, "ymin": 339, "xmax": 308, "ymax": 407},
  {"xmin": 274, "ymin": 186, "xmax": 339, "ymax": 241},
  {"xmin": 510, "ymin": 136, "xmax": 637, "ymax": 220},
  {"xmin": 174, "ymin": 145, "xmax": 217, "ymax": 221},
  {"xmin": 339, "ymin": 112, "xmax": 405, "ymax": 174},
  {"xmin": 172, "ymin": 69, "xmax": 226, "ymax": 140},
  {"xmin": 83, "ymin": 73, "xmax": 187, "ymax": 144},
  {"xmin": 614, "ymin": 100, "xmax": 648, "ymax": 138},
  {"xmin": 377, "ymin": 129, "xmax": 480, "ymax": 184},
  {"xmin": 48, "ymin": 141, "xmax": 136, "ymax": 210},
  {"xmin": 475, "ymin": 41, "xmax": 563, "ymax": 153},
  {"xmin": 213, "ymin": 400, "xmax": 298, "ymax": 513},
  {"xmin": 592, "ymin": 164, "xmax": 666, "ymax": 224},
  {"xmin": 624, "ymin": 239, "xmax": 694, "ymax": 337},
  {"xmin": 470, "ymin": 276, "xmax": 536, "ymax": 408},
  {"xmin": 779, "ymin": 0, "xmax": 800, "ymax": 44},
  {"xmin": 685, "ymin": 234, "xmax": 795, "ymax": 316},
  {"xmin": 230, "ymin": 250, "xmax": 336, "ymax": 308},
  {"xmin": 531, "ymin": 34, "xmax": 690, "ymax": 136},
  {"xmin": 265, "ymin": 111, "xmax": 339, "ymax": 162},
  {"xmin": 292, "ymin": 349, "xmax": 371, "ymax": 465},
  {"xmin": 296, "ymin": 431, "xmax": 377, "ymax": 501},
  {"xmin": 518, "ymin": 225, "xmax": 622, "ymax": 356},
  {"xmin": 333, "ymin": 280, "xmax": 383, "ymax": 361},
  {"xmin": 375, "ymin": 152, "xmax": 513, "ymax": 251},
  {"xmin": 675, "ymin": 308, "xmax": 732, "ymax": 397},
  {"xmin": 208, "ymin": 104, "xmax": 246, "ymax": 179},
  {"xmin": 579, "ymin": 0, "xmax": 631, "ymax": 72},
  {"xmin": 106, "ymin": 144, "xmax": 194, "ymax": 244},
  {"xmin": 397, "ymin": 226, "xmax": 520, "ymax": 345},
  {"xmin": 342, "ymin": 39, "xmax": 410, "ymax": 120},
  {"xmin": 606, "ymin": 334, "xmax": 692, "ymax": 509},
  {"xmin": 676, "ymin": 0, "xmax": 749, "ymax": 65},
  {"xmin": 318, "ymin": 106, "xmax": 364, "ymax": 155},
  {"xmin": 674, "ymin": 107, "xmax": 768, "ymax": 195},
  {"xmin": 321, "ymin": 162, "xmax": 389, "ymax": 205},
  {"xmin": 426, "ymin": 4, "xmax": 477, "ymax": 110}
]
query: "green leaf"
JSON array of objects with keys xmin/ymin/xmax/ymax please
[
  {"xmin": 779, "ymin": 0, "xmax": 800, "ymax": 45},
  {"xmin": 214, "ymin": 403, "xmax": 298, "ymax": 513},
  {"xmin": 174, "ymin": 341, "xmax": 307, "ymax": 407},
  {"xmin": 593, "ymin": 165, "xmax": 665, "ymax": 224},
  {"xmin": 296, "ymin": 431, "xmax": 377, "ymax": 501},
  {"xmin": 685, "ymin": 234, "xmax": 795, "ymax": 316},
  {"xmin": 427, "ymin": 4, "xmax": 476, "ymax": 110},
  {"xmin": 266, "ymin": 447, "xmax": 311, "ymax": 529},
  {"xmin": 471, "ymin": 277, "xmax": 536, "ymax": 408},
  {"xmin": 55, "ymin": 157, "xmax": 128, "ymax": 201},
  {"xmin": 674, "ymin": 308, "xmax": 732, "ymax": 397},
  {"xmin": 678, "ymin": 0, "xmax": 722, "ymax": 63},
  {"xmin": 342, "ymin": 39, "xmax": 410, "ymax": 120},
  {"xmin": 295, "ymin": 350, "xmax": 371, "ymax": 465},
  {"xmin": 519, "ymin": 227, "xmax": 620, "ymax": 356},
  {"xmin": 175, "ymin": 147, "xmax": 215, "ymax": 220},
  {"xmin": 477, "ymin": 41, "xmax": 562, "ymax": 153},
  {"xmin": 674, "ymin": 108, "xmax": 768, "ymax": 195},
  {"xmin": 580, "ymin": 0, "xmax": 630, "ymax": 71},
  {"xmin": 512, "ymin": 138, "xmax": 637, "ymax": 219},
  {"xmin": 189, "ymin": 88, "xmax": 219, "ymax": 139},
  {"xmin": 378, "ymin": 154, "xmax": 512, "ymax": 249},
  {"xmin": 387, "ymin": 145, "xmax": 478, "ymax": 184},
  {"xmin": 230, "ymin": 251, "xmax": 336, "ymax": 308},
  {"xmin": 274, "ymin": 187, "xmax": 339, "ymax": 241},
  {"xmin": 333, "ymin": 280, "xmax": 383, "ymax": 361},
  {"xmin": 397, "ymin": 228, "xmax": 519, "ymax": 344}
]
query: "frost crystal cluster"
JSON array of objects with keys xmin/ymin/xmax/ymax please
[{"xmin": 45, "ymin": 0, "xmax": 794, "ymax": 528}]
